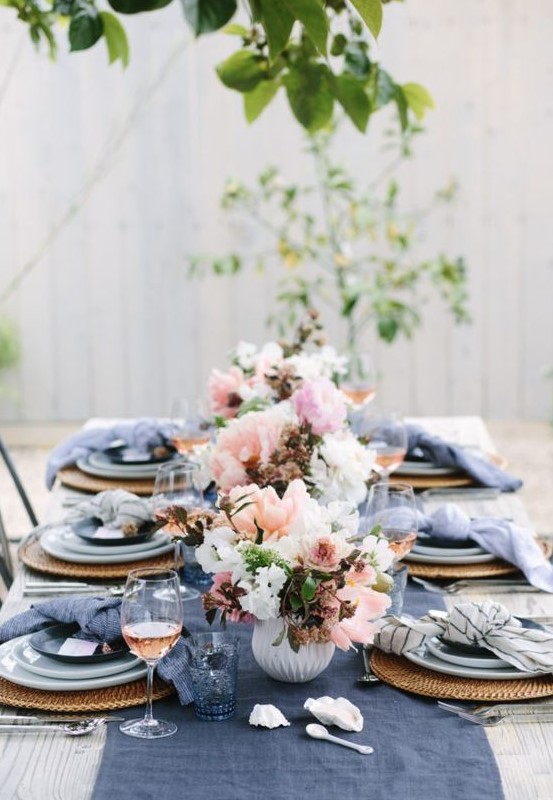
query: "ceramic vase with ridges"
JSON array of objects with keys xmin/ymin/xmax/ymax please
[{"xmin": 251, "ymin": 618, "xmax": 335, "ymax": 683}]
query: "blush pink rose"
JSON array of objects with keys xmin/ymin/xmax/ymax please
[
  {"xmin": 208, "ymin": 367, "xmax": 245, "ymax": 419},
  {"xmin": 211, "ymin": 407, "xmax": 288, "ymax": 491},
  {"xmin": 330, "ymin": 584, "xmax": 391, "ymax": 651},
  {"xmin": 229, "ymin": 479, "xmax": 308, "ymax": 541},
  {"xmin": 304, "ymin": 535, "xmax": 350, "ymax": 572},
  {"xmin": 291, "ymin": 377, "xmax": 346, "ymax": 436}
]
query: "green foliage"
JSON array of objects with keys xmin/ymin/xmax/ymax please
[
  {"xmin": 2, "ymin": 0, "xmax": 411, "ymax": 132},
  {"xmin": 0, "ymin": 317, "xmax": 20, "ymax": 371},
  {"xmin": 189, "ymin": 120, "xmax": 470, "ymax": 349}
]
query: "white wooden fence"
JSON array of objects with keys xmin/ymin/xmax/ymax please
[{"xmin": 0, "ymin": 0, "xmax": 552, "ymax": 423}]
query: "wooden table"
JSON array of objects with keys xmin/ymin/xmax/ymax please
[{"xmin": 1, "ymin": 417, "xmax": 553, "ymax": 799}]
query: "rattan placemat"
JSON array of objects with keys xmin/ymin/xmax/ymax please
[
  {"xmin": 406, "ymin": 539, "xmax": 553, "ymax": 580},
  {"xmin": 0, "ymin": 675, "xmax": 174, "ymax": 711},
  {"xmin": 57, "ymin": 466, "xmax": 155, "ymax": 496},
  {"xmin": 19, "ymin": 536, "xmax": 175, "ymax": 579},
  {"xmin": 370, "ymin": 649, "xmax": 553, "ymax": 701},
  {"xmin": 391, "ymin": 454, "xmax": 508, "ymax": 490}
]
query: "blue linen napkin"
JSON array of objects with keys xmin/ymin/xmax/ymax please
[
  {"xmin": 418, "ymin": 504, "xmax": 553, "ymax": 592},
  {"xmin": 45, "ymin": 418, "xmax": 178, "ymax": 489},
  {"xmin": 0, "ymin": 596, "xmax": 194, "ymax": 703},
  {"xmin": 407, "ymin": 423, "xmax": 522, "ymax": 492}
]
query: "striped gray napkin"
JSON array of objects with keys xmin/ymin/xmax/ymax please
[{"xmin": 374, "ymin": 600, "xmax": 553, "ymax": 674}]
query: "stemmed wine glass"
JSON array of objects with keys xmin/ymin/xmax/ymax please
[
  {"xmin": 341, "ymin": 351, "xmax": 377, "ymax": 406},
  {"xmin": 353, "ymin": 410, "xmax": 407, "ymax": 481},
  {"xmin": 363, "ymin": 482, "xmax": 418, "ymax": 562},
  {"xmin": 119, "ymin": 568, "xmax": 183, "ymax": 739},
  {"xmin": 363, "ymin": 483, "xmax": 417, "ymax": 615},
  {"xmin": 152, "ymin": 460, "xmax": 204, "ymax": 601},
  {"xmin": 169, "ymin": 398, "xmax": 212, "ymax": 454}
]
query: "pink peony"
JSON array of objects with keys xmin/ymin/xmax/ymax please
[
  {"xmin": 229, "ymin": 479, "xmax": 308, "ymax": 542},
  {"xmin": 330, "ymin": 584, "xmax": 391, "ymax": 651},
  {"xmin": 211, "ymin": 406, "xmax": 288, "ymax": 491},
  {"xmin": 291, "ymin": 377, "xmax": 346, "ymax": 436},
  {"xmin": 208, "ymin": 367, "xmax": 245, "ymax": 419}
]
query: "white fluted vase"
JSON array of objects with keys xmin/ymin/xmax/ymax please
[{"xmin": 251, "ymin": 618, "xmax": 335, "ymax": 683}]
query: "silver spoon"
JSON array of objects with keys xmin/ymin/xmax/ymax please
[
  {"xmin": 357, "ymin": 645, "xmax": 380, "ymax": 685},
  {"xmin": 306, "ymin": 724, "xmax": 373, "ymax": 754},
  {"xmin": 0, "ymin": 718, "xmax": 112, "ymax": 736}
]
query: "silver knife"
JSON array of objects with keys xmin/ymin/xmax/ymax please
[{"xmin": 0, "ymin": 715, "xmax": 125, "ymax": 724}]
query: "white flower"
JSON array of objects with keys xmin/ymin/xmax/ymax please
[
  {"xmin": 196, "ymin": 526, "xmax": 242, "ymax": 574},
  {"xmin": 188, "ymin": 444, "xmax": 214, "ymax": 490},
  {"xmin": 326, "ymin": 501, "xmax": 359, "ymax": 537},
  {"xmin": 287, "ymin": 347, "xmax": 347, "ymax": 381},
  {"xmin": 238, "ymin": 564, "xmax": 288, "ymax": 620},
  {"xmin": 311, "ymin": 431, "xmax": 374, "ymax": 506},
  {"xmin": 361, "ymin": 533, "xmax": 395, "ymax": 572},
  {"xmin": 232, "ymin": 341, "xmax": 258, "ymax": 372}
]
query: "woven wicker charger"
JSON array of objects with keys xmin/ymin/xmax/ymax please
[
  {"xmin": 390, "ymin": 453, "xmax": 508, "ymax": 491},
  {"xmin": 370, "ymin": 649, "xmax": 553, "ymax": 702},
  {"xmin": 406, "ymin": 539, "xmax": 553, "ymax": 580},
  {"xmin": 19, "ymin": 535, "xmax": 175, "ymax": 580},
  {"xmin": 0, "ymin": 675, "xmax": 174, "ymax": 712},
  {"xmin": 57, "ymin": 466, "xmax": 155, "ymax": 496}
]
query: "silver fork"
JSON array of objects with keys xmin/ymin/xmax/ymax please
[
  {"xmin": 453, "ymin": 710, "xmax": 553, "ymax": 726},
  {"xmin": 437, "ymin": 700, "xmax": 553, "ymax": 718},
  {"xmin": 411, "ymin": 576, "xmax": 538, "ymax": 594}
]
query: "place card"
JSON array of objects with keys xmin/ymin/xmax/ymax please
[{"xmin": 57, "ymin": 638, "xmax": 99, "ymax": 657}]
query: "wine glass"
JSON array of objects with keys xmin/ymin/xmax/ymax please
[
  {"xmin": 119, "ymin": 568, "xmax": 183, "ymax": 739},
  {"xmin": 363, "ymin": 483, "xmax": 417, "ymax": 615},
  {"xmin": 353, "ymin": 410, "xmax": 407, "ymax": 481},
  {"xmin": 363, "ymin": 482, "xmax": 418, "ymax": 562},
  {"xmin": 152, "ymin": 460, "xmax": 204, "ymax": 601},
  {"xmin": 341, "ymin": 351, "xmax": 377, "ymax": 406},
  {"xmin": 169, "ymin": 398, "xmax": 212, "ymax": 454}
]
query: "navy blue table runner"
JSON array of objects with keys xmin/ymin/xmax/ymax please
[{"xmin": 92, "ymin": 584, "xmax": 504, "ymax": 800}]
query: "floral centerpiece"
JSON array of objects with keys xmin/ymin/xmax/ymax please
[
  {"xmin": 158, "ymin": 479, "xmax": 393, "ymax": 682},
  {"xmin": 199, "ymin": 317, "xmax": 374, "ymax": 507}
]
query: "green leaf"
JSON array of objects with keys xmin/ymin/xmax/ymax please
[
  {"xmin": 378, "ymin": 317, "xmax": 398, "ymax": 342},
  {"xmin": 217, "ymin": 49, "xmax": 266, "ymax": 92},
  {"xmin": 259, "ymin": 0, "xmax": 293, "ymax": 58},
  {"xmin": 281, "ymin": 0, "xmax": 328, "ymax": 55},
  {"xmin": 344, "ymin": 41, "xmax": 371, "ymax": 79},
  {"xmin": 349, "ymin": 0, "xmax": 382, "ymax": 40},
  {"xmin": 393, "ymin": 84, "xmax": 408, "ymax": 130},
  {"xmin": 301, "ymin": 575, "xmax": 318, "ymax": 601},
  {"xmin": 376, "ymin": 68, "xmax": 395, "ymax": 106},
  {"xmin": 69, "ymin": 4, "xmax": 103, "ymax": 51},
  {"xmin": 244, "ymin": 80, "xmax": 279, "ymax": 122},
  {"xmin": 108, "ymin": 0, "xmax": 173, "ymax": 13},
  {"xmin": 223, "ymin": 22, "xmax": 249, "ymax": 35},
  {"xmin": 181, "ymin": 0, "xmax": 237, "ymax": 35},
  {"xmin": 283, "ymin": 62, "xmax": 333, "ymax": 132},
  {"xmin": 402, "ymin": 82, "xmax": 434, "ymax": 120},
  {"xmin": 99, "ymin": 12, "xmax": 129, "ymax": 66},
  {"xmin": 332, "ymin": 72, "xmax": 370, "ymax": 132}
]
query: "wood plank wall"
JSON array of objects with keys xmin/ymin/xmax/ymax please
[{"xmin": 0, "ymin": 0, "xmax": 552, "ymax": 423}]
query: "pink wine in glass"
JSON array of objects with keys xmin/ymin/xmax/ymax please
[
  {"xmin": 384, "ymin": 530, "xmax": 417, "ymax": 561},
  {"xmin": 374, "ymin": 446, "xmax": 406, "ymax": 474},
  {"xmin": 123, "ymin": 621, "xmax": 181, "ymax": 661},
  {"xmin": 342, "ymin": 386, "xmax": 377, "ymax": 405}
]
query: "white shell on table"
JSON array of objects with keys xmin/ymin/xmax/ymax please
[
  {"xmin": 304, "ymin": 696, "xmax": 363, "ymax": 732},
  {"xmin": 249, "ymin": 704, "xmax": 291, "ymax": 729}
]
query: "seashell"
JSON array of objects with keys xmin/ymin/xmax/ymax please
[
  {"xmin": 304, "ymin": 696, "xmax": 363, "ymax": 732},
  {"xmin": 249, "ymin": 704, "xmax": 291, "ymax": 729}
]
